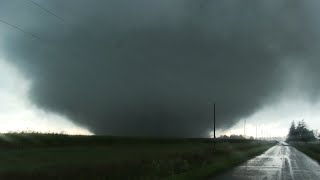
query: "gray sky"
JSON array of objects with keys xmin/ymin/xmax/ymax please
[{"xmin": 1, "ymin": 0, "xmax": 320, "ymax": 137}]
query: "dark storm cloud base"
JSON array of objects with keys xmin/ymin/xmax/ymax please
[{"xmin": 2, "ymin": 0, "xmax": 319, "ymax": 136}]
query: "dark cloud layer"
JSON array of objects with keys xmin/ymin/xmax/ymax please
[{"xmin": 1, "ymin": 0, "xmax": 318, "ymax": 137}]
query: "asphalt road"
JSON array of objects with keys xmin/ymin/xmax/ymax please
[{"xmin": 212, "ymin": 142, "xmax": 320, "ymax": 180}]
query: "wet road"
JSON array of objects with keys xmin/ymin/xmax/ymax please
[{"xmin": 212, "ymin": 142, "xmax": 320, "ymax": 180}]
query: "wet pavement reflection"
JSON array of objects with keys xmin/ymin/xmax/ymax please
[{"xmin": 212, "ymin": 142, "xmax": 320, "ymax": 180}]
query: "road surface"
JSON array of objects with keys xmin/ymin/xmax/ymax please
[{"xmin": 212, "ymin": 142, "xmax": 320, "ymax": 180}]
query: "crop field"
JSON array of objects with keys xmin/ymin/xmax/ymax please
[{"xmin": 0, "ymin": 134, "xmax": 275, "ymax": 180}]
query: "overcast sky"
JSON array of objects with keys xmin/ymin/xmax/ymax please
[{"xmin": 1, "ymin": 0, "xmax": 320, "ymax": 137}]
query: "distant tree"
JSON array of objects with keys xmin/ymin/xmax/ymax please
[
  {"xmin": 296, "ymin": 120, "xmax": 306, "ymax": 135},
  {"xmin": 314, "ymin": 129, "xmax": 319, "ymax": 139},
  {"xmin": 218, "ymin": 135, "xmax": 229, "ymax": 139},
  {"xmin": 287, "ymin": 120, "xmax": 316, "ymax": 142},
  {"xmin": 229, "ymin": 134, "xmax": 245, "ymax": 139},
  {"xmin": 288, "ymin": 121, "xmax": 296, "ymax": 141}
]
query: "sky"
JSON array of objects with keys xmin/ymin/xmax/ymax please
[{"xmin": 1, "ymin": 0, "xmax": 320, "ymax": 137}]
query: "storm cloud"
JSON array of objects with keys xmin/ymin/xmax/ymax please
[{"xmin": 1, "ymin": 0, "xmax": 319, "ymax": 137}]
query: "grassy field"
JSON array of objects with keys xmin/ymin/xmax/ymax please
[
  {"xmin": 0, "ymin": 133, "xmax": 276, "ymax": 180},
  {"xmin": 289, "ymin": 141, "xmax": 320, "ymax": 163}
]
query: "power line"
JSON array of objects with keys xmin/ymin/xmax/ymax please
[
  {"xmin": 27, "ymin": 0, "xmax": 65, "ymax": 22},
  {"xmin": 0, "ymin": 19, "xmax": 41, "ymax": 40}
]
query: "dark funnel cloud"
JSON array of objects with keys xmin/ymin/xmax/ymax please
[{"xmin": 1, "ymin": 0, "xmax": 317, "ymax": 137}]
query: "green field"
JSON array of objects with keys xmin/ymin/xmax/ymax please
[
  {"xmin": 289, "ymin": 142, "xmax": 320, "ymax": 163},
  {"xmin": 0, "ymin": 134, "xmax": 276, "ymax": 179}
]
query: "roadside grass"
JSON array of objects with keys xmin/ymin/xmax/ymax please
[
  {"xmin": 289, "ymin": 141, "xmax": 320, "ymax": 162},
  {"xmin": 167, "ymin": 143, "xmax": 273, "ymax": 180},
  {"xmin": 0, "ymin": 133, "xmax": 276, "ymax": 179}
]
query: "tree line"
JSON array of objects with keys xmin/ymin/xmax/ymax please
[{"xmin": 287, "ymin": 120, "xmax": 317, "ymax": 142}]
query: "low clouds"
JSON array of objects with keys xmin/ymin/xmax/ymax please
[
  {"xmin": 1, "ymin": 0, "xmax": 320, "ymax": 137},
  {"xmin": 0, "ymin": 59, "xmax": 93, "ymax": 134}
]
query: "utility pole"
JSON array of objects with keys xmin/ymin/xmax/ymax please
[
  {"xmin": 211, "ymin": 102, "xmax": 216, "ymax": 152},
  {"xmin": 213, "ymin": 103, "xmax": 216, "ymax": 139},
  {"xmin": 244, "ymin": 119, "xmax": 246, "ymax": 137},
  {"xmin": 256, "ymin": 123, "xmax": 258, "ymax": 140}
]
